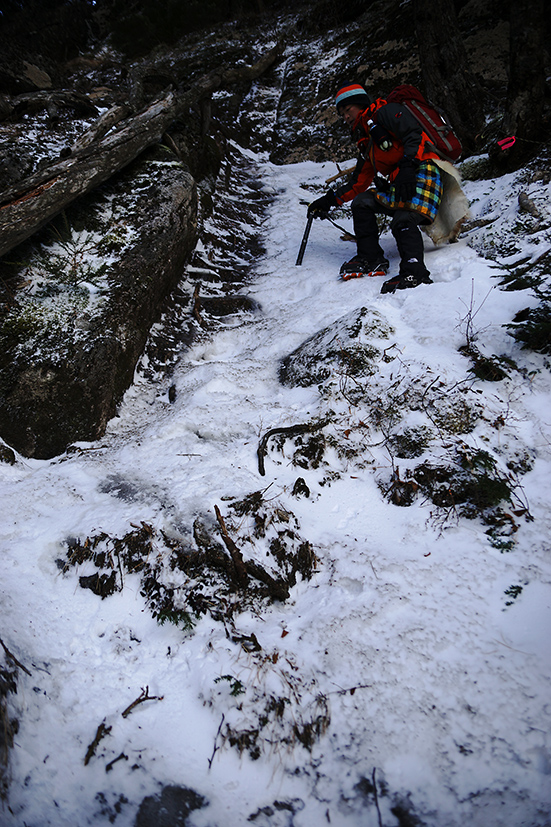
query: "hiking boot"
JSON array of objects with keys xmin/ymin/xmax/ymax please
[
  {"xmin": 380, "ymin": 272, "xmax": 433, "ymax": 294},
  {"xmin": 339, "ymin": 257, "xmax": 389, "ymax": 281}
]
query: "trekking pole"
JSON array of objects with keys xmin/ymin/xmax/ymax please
[
  {"xmin": 295, "ymin": 215, "xmax": 313, "ymax": 266},
  {"xmin": 298, "ymin": 200, "xmax": 355, "ymax": 245},
  {"xmin": 326, "ymin": 214, "xmax": 356, "ymax": 240}
]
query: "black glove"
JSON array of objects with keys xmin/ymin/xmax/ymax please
[
  {"xmin": 308, "ymin": 191, "xmax": 337, "ymax": 219},
  {"xmin": 393, "ymin": 157, "xmax": 418, "ymax": 203},
  {"xmin": 374, "ymin": 174, "xmax": 390, "ymax": 193}
]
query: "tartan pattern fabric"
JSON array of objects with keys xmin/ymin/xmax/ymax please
[{"xmin": 374, "ymin": 161, "xmax": 443, "ymax": 223}]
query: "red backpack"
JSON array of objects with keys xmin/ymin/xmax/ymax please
[{"xmin": 387, "ymin": 84, "xmax": 462, "ymax": 163}]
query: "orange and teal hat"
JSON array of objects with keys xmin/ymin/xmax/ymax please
[{"xmin": 335, "ymin": 84, "xmax": 371, "ymax": 112}]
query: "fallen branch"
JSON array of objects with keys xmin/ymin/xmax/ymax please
[
  {"xmin": 121, "ymin": 685, "xmax": 163, "ymax": 718},
  {"xmin": 257, "ymin": 419, "xmax": 328, "ymax": 476},
  {"xmin": 0, "ymin": 638, "xmax": 32, "ymax": 677},
  {"xmin": 460, "ymin": 216, "xmax": 498, "ymax": 233},
  {"xmin": 7, "ymin": 89, "xmax": 98, "ymax": 119},
  {"xmin": 214, "ymin": 505, "xmax": 249, "ymax": 586},
  {"xmin": 0, "ymin": 91, "xmax": 177, "ymax": 257},
  {"xmin": 70, "ymin": 103, "xmax": 132, "ymax": 153},
  {"xmin": 243, "ymin": 560, "xmax": 289, "ymax": 601},
  {"xmin": 84, "ymin": 720, "xmax": 112, "ymax": 766}
]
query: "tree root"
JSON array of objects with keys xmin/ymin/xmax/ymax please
[{"xmin": 257, "ymin": 419, "xmax": 329, "ymax": 476}]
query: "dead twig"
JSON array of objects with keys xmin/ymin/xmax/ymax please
[
  {"xmin": 106, "ymin": 752, "xmax": 128, "ymax": 773},
  {"xmin": 84, "ymin": 721, "xmax": 112, "ymax": 765},
  {"xmin": 214, "ymin": 505, "xmax": 249, "ymax": 586},
  {"xmin": 328, "ymin": 683, "xmax": 373, "ymax": 696},
  {"xmin": 325, "ymin": 163, "xmax": 356, "ymax": 184},
  {"xmin": 208, "ymin": 713, "xmax": 225, "ymax": 770},
  {"xmin": 161, "ymin": 131, "xmax": 183, "ymax": 159},
  {"xmin": 0, "ymin": 638, "xmax": 32, "ymax": 677},
  {"xmin": 372, "ymin": 767, "xmax": 383, "ymax": 827},
  {"xmin": 121, "ymin": 685, "xmax": 164, "ymax": 718}
]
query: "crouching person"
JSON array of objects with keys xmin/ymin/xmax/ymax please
[{"xmin": 308, "ymin": 84, "xmax": 443, "ymax": 293}]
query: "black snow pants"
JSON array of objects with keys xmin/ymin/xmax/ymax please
[{"xmin": 351, "ymin": 190, "xmax": 430, "ymax": 277}]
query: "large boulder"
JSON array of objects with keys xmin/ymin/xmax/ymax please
[
  {"xmin": 279, "ymin": 306, "xmax": 394, "ymax": 389},
  {"xmin": 0, "ymin": 152, "xmax": 197, "ymax": 458}
]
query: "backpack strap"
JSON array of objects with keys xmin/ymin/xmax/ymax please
[{"xmin": 404, "ymin": 99, "xmax": 456, "ymax": 156}]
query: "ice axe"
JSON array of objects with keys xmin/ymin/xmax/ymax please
[
  {"xmin": 296, "ymin": 207, "xmax": 356, "ymax": 265},
  {"xmin": 295, "ymin": 214, "xmax": 313, "ymax": 266}
]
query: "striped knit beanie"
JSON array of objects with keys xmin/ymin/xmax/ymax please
[{"xmin": 335, "ymin": 84, "xmax": 371, "ymax": 112}]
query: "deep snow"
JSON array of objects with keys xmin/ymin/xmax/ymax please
[{"xmin": 1, "ymin": 143, "xmax": 551, "ymax": 827}]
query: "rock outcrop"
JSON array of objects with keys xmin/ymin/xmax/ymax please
[{"xmin": 0, "ymin": 155, "xmax": 197, "ymax": 458}]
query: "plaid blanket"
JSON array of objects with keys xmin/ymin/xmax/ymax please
[{"xmin": 374, "ymin": 161, "xmax": 443, "ymax": 224}]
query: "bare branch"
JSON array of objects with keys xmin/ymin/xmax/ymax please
[
  {"xmin": 121, "ymin": 685, "xmax": 163, "ymax": 718},
  {"xmin": 84, "ymin": 721, "xmax": 111, "ymax": 766},
  {"xmin": 214, "ymin": 505, "xmax": 249, "ymax": 586},
  {"xmin": 0, "ymin": 638, "xmax": 32, "ymax": 677}
]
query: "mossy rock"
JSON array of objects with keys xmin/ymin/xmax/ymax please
[
  {"xmin": 0, "ymin": 443, "xmax": 16, "ymax": 465},
  {"xmin": 459, "ymin": 156, "xmax": 492, "ymax": 181},
  {"xmin": 279, "ymin": 306, "xmax": 394, "ymax": 388},
  {"xmin": 0, "ymin": 159, "xmax": 198, "ymax": 458}
]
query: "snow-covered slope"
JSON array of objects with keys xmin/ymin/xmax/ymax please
[{"xmin": 1, "ymin": 143, "xmax": 550, "ymax": 827}]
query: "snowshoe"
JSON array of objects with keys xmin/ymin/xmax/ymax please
[
  {"xmin": 380, "ymin": 272, "xmax": 433, "ymax": 294},
  {"xmin": 339, "ymin": 257, "xmax": 389, "ymax": 281}
]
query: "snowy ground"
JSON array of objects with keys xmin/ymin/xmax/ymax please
[{"xmin": 1, "ymin": 144, "xmax": 551, "ymax": 827}]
